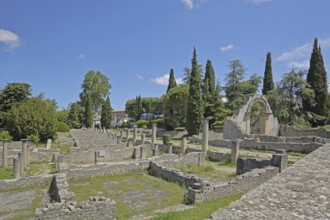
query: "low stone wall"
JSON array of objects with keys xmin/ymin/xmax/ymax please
[
  {"xmin": 48, "ymin": 173, "xmax": 75, "ymax": 203},
  {"xmin": 208, "ymin": 150, "xmax": 231, "ymax": 162},
  {"xmin": 30, "ymin": 149, "xmax": 60, "ymax": 162},
  {"xmin": 280, "ymin": 126, "xmax": 330, "ymax": 138},
  {"xmin": 185, "ymin": 166, "xmax": 279, "ymax": 204},
  {"xmin": 236, "ymin": 157, "xmax": 271, "ymax": 175},
  {"xmin": 35, "ymin": 197, "xmax": 116, "ymax": 220},
  {"xmin": 148, "ymin": 161, "xmax": 206, "ymax": 188},
  {"xmin": 0, "ymin": 175, "xmax": 53, "ymax": 190}
]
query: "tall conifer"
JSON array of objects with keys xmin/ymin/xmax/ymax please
[
  {"xmin": 101, "ymin": 96, "xmax": 112, "ymax": 129},
  {"xmin": 186, "ymin": 48, "xmax": 204, "ymax": 136},
  {"xmin": 305, "ymin": 38, "xmax": 328, "ymax": 117},
  {"xmin": 166, "ymin": 68, "xmax": 177, "ymax": 93},
  {"xmin": 84, "ymin": 92, "xmax": 93, "ymax": 128},
  {"xmin": 262, "ymin": 52, "xmax": 274, "ymax": 95}
]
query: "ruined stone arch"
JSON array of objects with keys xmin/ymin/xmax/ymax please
[{"xmin": 223, "ymin": 94, "xmax": 279, "ymax": 140}]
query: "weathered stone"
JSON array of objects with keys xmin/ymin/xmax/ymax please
[
  {"xmin": 202, "ymin": 119, "xmax": 209, "ymax": 155},
  {"xmin": 231, "ymin": 139, "xmax": 240, "ymax": 163},
  {"xmin": 181, "ymin": 138, "xmax": 187, "ymax": 155},
  {"xmin": 2, "ymin": 139, "xmax": 8, "ymax": 168},
  {"xmin": 152, "ymin": 123, "xmax": 157, "ymax": 147}
]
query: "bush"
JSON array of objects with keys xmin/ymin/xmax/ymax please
[
  {"xmin": 174, "ymin": 127, "xmax": 185, "ymax": 131},
  {"xmin": 151, "ymin": 118, "xmax": 164, "ymax": 128},
  {"xmin": 56, "ymin": 121, "xmax": 70, "ymax": 132},
  {"xmin": 135, "ymin": 120, "xmax": 150, "ymax": 128},
  {"xmin": 0, "ymin": 131, "xmax": 13, "ymax": 141},
  {"xmin": 27, "ymin": 134, "xmax": 40, "ymax": 145},
  {"xmin": 163, "ymin": 134, "xmax": 171, "ymax": 146}
]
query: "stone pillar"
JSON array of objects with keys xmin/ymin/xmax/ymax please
[
  {"xmin": 202, "ymin": 119, "xmax": 209, "ymax": 155},
  {"xmin": 125, "ymin": 128, "xmax": 129, "ymax": 142},
  {"xmin": 167, "ymin": 143, "xmax": 173, "ymax": 154},
  {"xmin": 113, "ymin": 133, "xmax": 117, "ymax": 144},
  {"xmin": 94, "ymin": 151, "xmax": 98, "ymax": 164},
  {"xmin": 140, "ymin": 146, "xmax": 147, "ymax": 159},
  {"xmin": 127, "ymin": 139, "xmax": 133, "ymax": 147},
  {"xmin": 152, "ymin": 123, "xmax": 157, "ymax": 147},
  {"xmin": 120, "ymin": 129, "xmax": 123, "ymax": 141},
  {"xmin": 141, "ymin": 134, "xmax": 145, "ymax": 145},
  {"xmin": 18, "ymin": 152, "xmax": 25, "ymax": 176},
  {"xmin": 181, "ymin": 138, "xmax": 187, "ymax": 155},
  {"xmin": 22, "ymin": 139, "xmax": 29, "ymax": 167},
  {"xmin": 245, "ymin": 112, "xmax": 251, "ymax": 135},
  {"xmin": 2, "ymin": 139, "xmax": 8, "ymax": 168},
  {"xmin": 231, "ymin": 139, "xmax": 240, "ymax": 163},
  {"xmin": 153, "ymin": 144, "xmax": 159, "ymax": 156},
  {"xmin": 133, "ymin": 147, "xmax": 141, "ymax": 159},
  {"xmin": 271, "ymin": 149, "xmax": 288, "ymax": 172},
  {"xmin": 133, "ymin": 127, "xmax": 137, "ymax": 146},
  {"xmin": 13, "ymin": 158, "xmax": 20, "ymax": 178}
]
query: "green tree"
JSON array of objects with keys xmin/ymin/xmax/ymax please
[
  {"xmin": 186, "ymin": 48, "xmax": 204, "ymax": 136},
  {"xmin": 101, "ymin": 96, "xmax": 112, "ymax": 129},
  {"xmin": 262, "ymin": 52, "xmax": 275, "ymax": 95},
  {"xmin": 68, "ymin": 102, "xmax": 83, "ymax": 128},
  {"xmin": 7, "ymin": 98, "xmax": 57, "ymax": 141},
  {"xmin": 84, "ymin": 92, "xmax": 93, "ymax": 128},
  {"xmin": 79, "ymin": 70, "xmax": 111, "ymax": 112},
  {"xmin": 304, "ymin": 38, "xmax": 328, "ymax": 122},
  {"xmin": 57, "ymin": 110, "xmax": 69, "ymax": 123},
  {"xmin": 203, "ymin": 60, "xmax": 216, "ymax": 120},
  {"xmin": 225, "ymin": 60, "xmax": 246, "ymax": 87},
  {"xmin": 167, "ymin": 68, "xmax": 177, "ymax": 93},
  {"xmin": 163, "ymin": 85, "xmax": 189, "ymax": 130},
  {"xmin": 0, "ymin": 83, "xmax": 32, "ymax": 128}
]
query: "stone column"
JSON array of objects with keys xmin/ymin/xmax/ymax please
[
  {"xmin": 18, "ymin": 152, "xmax": 25, "ymax": 176},
  {"xmin": 120, "ymin": 129, "xmax": 123, "ymax": 141},
  {"xmin": 167, "ymin": 143, "xmax": 173, "ymax": 154},
  {"xmin": 133, "ymin": 127, "xmax": 137, "ymax": 146},
  {"xmin": 141, "ymin": 134, "xmax": 145, "ymax": 145},
  {"xmin": 231, "ymin": 139, "xmax": 240, "ymax": 163},
  {"xmin": 271, "ymin": 149, "xmax": 288, "ymax": 172},
  {"xmin": 153, "ymin": 144, "xmax": 159, "ymax": 156},
  {"xmin": 202, "ymin": 119, "xmax": 209, "ymax": 155},
  {"xmin": 2, "ymin": 139, "xmax": 8, "ymax": 168},
  {"xmin": 151, "ymin": 123, "xmax": 157, "ymax": 147},
  {"xmin": 94, "ymin": 151, "xmax": 98, "ymax": 164},
  {"xmin": 13, "ymin": 158, "xmax": 20, "ymax": 178},
  {"xmin": 125, "ymin": 128, "xmax": 129, "ymax": 142},
  {"xmin": 181, "ymin": 138, "xmax": 187, "ymax": 155},
  {"xmin": 22, "ymin": 139, "xmax": 29, "ymax": 168},
  {"xmin": 113, "ymin": 133, "xmax": 117, "ymax": 144}
]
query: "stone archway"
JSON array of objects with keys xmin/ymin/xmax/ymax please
[{"xmin": 223, "ymin": 94, "xmax": 279, "ymax": 140}]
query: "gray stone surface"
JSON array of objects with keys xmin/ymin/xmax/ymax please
[
  {"xmin": 0, "ymin": 190, "xmax": 36, "ymax": 212},
  {"xmin": 210, "ymin": 144, "xmax": 330, "ymax": 220}
]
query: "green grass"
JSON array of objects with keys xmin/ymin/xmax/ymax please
[
  {"xmin": 0, "ymin": 166, "xmax": 14, "ymax": 180},
  {"xmin": 153, "ymin": 194, "xmax": 242, "ymax": 220},
  {"xmin": 27, "ymin": 162, "xmax": 57, "ymax": 176},
  {"xmin": 69, "ymin": 171, "xmax": 186, "ymax": 220},
  {"xmin": 176, "ymin": 164, "xmax": 216, "ymax": 174},
  {"xmin": 288, "ymin": 152, "xmax": 306, "ymax": 157},
  {"xmin": 217, "ymin": 160, "xmax": 236, "ymax": 168}
]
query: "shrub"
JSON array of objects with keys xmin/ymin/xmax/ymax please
[
  {"xmin": 174, "ymin": 127, "xmax": 185, "ymax": 131},
  {"xmin": 135, "ymin": 120, "xmax": 150, "ymax": 128},
  {"xmin": 27, "ymin": 134, "xmax": 40, "ymax": 145},
  {"xmin": 151, "ymin": 118, "xmax": 164, "ymax": 128},
  {"xmin": 163, "ymin": 134, "xmax": 171, "ymax": 146},
  {"xmin": 56, "ymin": 121, "xmax": 70, "ymax": 132},
  {"xmin": 0, "ymin": 131, "xmax": 13, "ymax": 141}
]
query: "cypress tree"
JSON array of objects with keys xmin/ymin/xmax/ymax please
[
  {"xmin": 204, "ymin": 60, "xmax": 216, "ymax": 96},
  {"xmin": 262, "ymin": 52, "xmax": 274, "ymax": 95},
  {"xmin": 84, "ymin": 92, "xmax": 93, "ymax": 128},
  {"xmin": 166, "ymin": 68, "xmax": 177, "ymax": 93},
  {"xmin": 186, "ymin": 48, "xmax": 204, "ymax": 136},
  {"xmin": 101, "ymin": 96, "xmax": 112, "ymax": 129},
  {"xmin": 305, "ymin": 38, "xmax": 328, "ymax": 117}
]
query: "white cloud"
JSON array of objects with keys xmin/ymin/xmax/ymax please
[
  {"xmin": 287, "ymin": 60, "xmax": 309, "ymax": 69},
  {"xmin": 151, "ymin": 74, "xmax": 183, "ymax": 86},
  {"xmin": 276, "ymin": 43, "xmax": 310, "ymax": 61},
  {"xmin": 220, "ymin": 44, "xmax": 235, "ymax": 53},
  {"xmin": 0, "ymin": 29, "xmax": 21, "ymax": 52},
  {"xmin": 181, "ymin": 0, "xmax": 206, "ymax": 10},
  {"xmin": 136, "ymin": 74, "xmax": 143, "ymax": 80},
  {"xmin": 246, "ymin": 0, "xmax": 272, "ymax": 4},
  {"xmin": 78, "ymin": 54, "xmax": 86, "ymax": 59}
]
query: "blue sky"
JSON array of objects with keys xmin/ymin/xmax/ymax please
[{"xmin": 1, "ymin": 0, "xmax": 330, "ymax": 110}]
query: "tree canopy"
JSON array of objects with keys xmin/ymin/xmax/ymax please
[
  {"xmin": 166, "ymin": 68, "xmax": 177, "ymax": 93},
  {"xmin": 101, "ymin": 96, "xmax": 112, "ymax": 129},
  {"xmin": 262, "ymin": 52, "xmax": 274, "ymax": 95}
]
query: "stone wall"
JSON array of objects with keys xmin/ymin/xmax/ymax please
[
  {"xmin": 208, "ymin": 150, "xmax": 231, "ymax": 162},
  {"xmin": 35, "ymin": 197, "xmax": 116, "ymax": 220},
  {"xmin": 236, "ymin": 157, "xmax": 271, "ymax": 175},
  {"xmin": 185, "ymin": 166, "xmax": 279, "ymax": 204},
  {"xmin": 280, "ymin": 126, "xmax": 330, "ymax": 139},
  {"xmin": 0, "ymin": 175, "xmax": 53, "ymax": 190}
]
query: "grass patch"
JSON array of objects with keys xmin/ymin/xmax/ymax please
[
  {"xmin": 289, "ymin": 152, "xmax": 306, "ymax": 157},
  {"xmin": 217, "ymin": 160, "xmax": 236, "ymax": 168},
  {"xmin": 153, "ymin": 194, "xmax": 242, "ymax": 220},
  {"xmin": 0, "ymin": 166, "xmax": 14, "ymax": 180},
  {"xmin": 27, "ymin": 162, "xmax": 57, "ymax": 176},
  {"xmin": 69, "ymin": 171, "xmax": 186, "ymax": 219},
  {"xmin": 177, "ymin": 164, "xmax": 215, "ymax": 174}
]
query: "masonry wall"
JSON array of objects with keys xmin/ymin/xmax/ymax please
[
  {"xmin": 280, "ymin": 126, "xmax": 330, "ymax": 138},
  {"xmin": 185, "ymin": 166, "xmax": 279, "ymax": 204},
  {"xmin": 0, "ymin": 175, "xmax": 53, "ymax": 190},
  {"xmin": 35, "ymin": 197, "xmax": 116, "ymax": 220}
]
